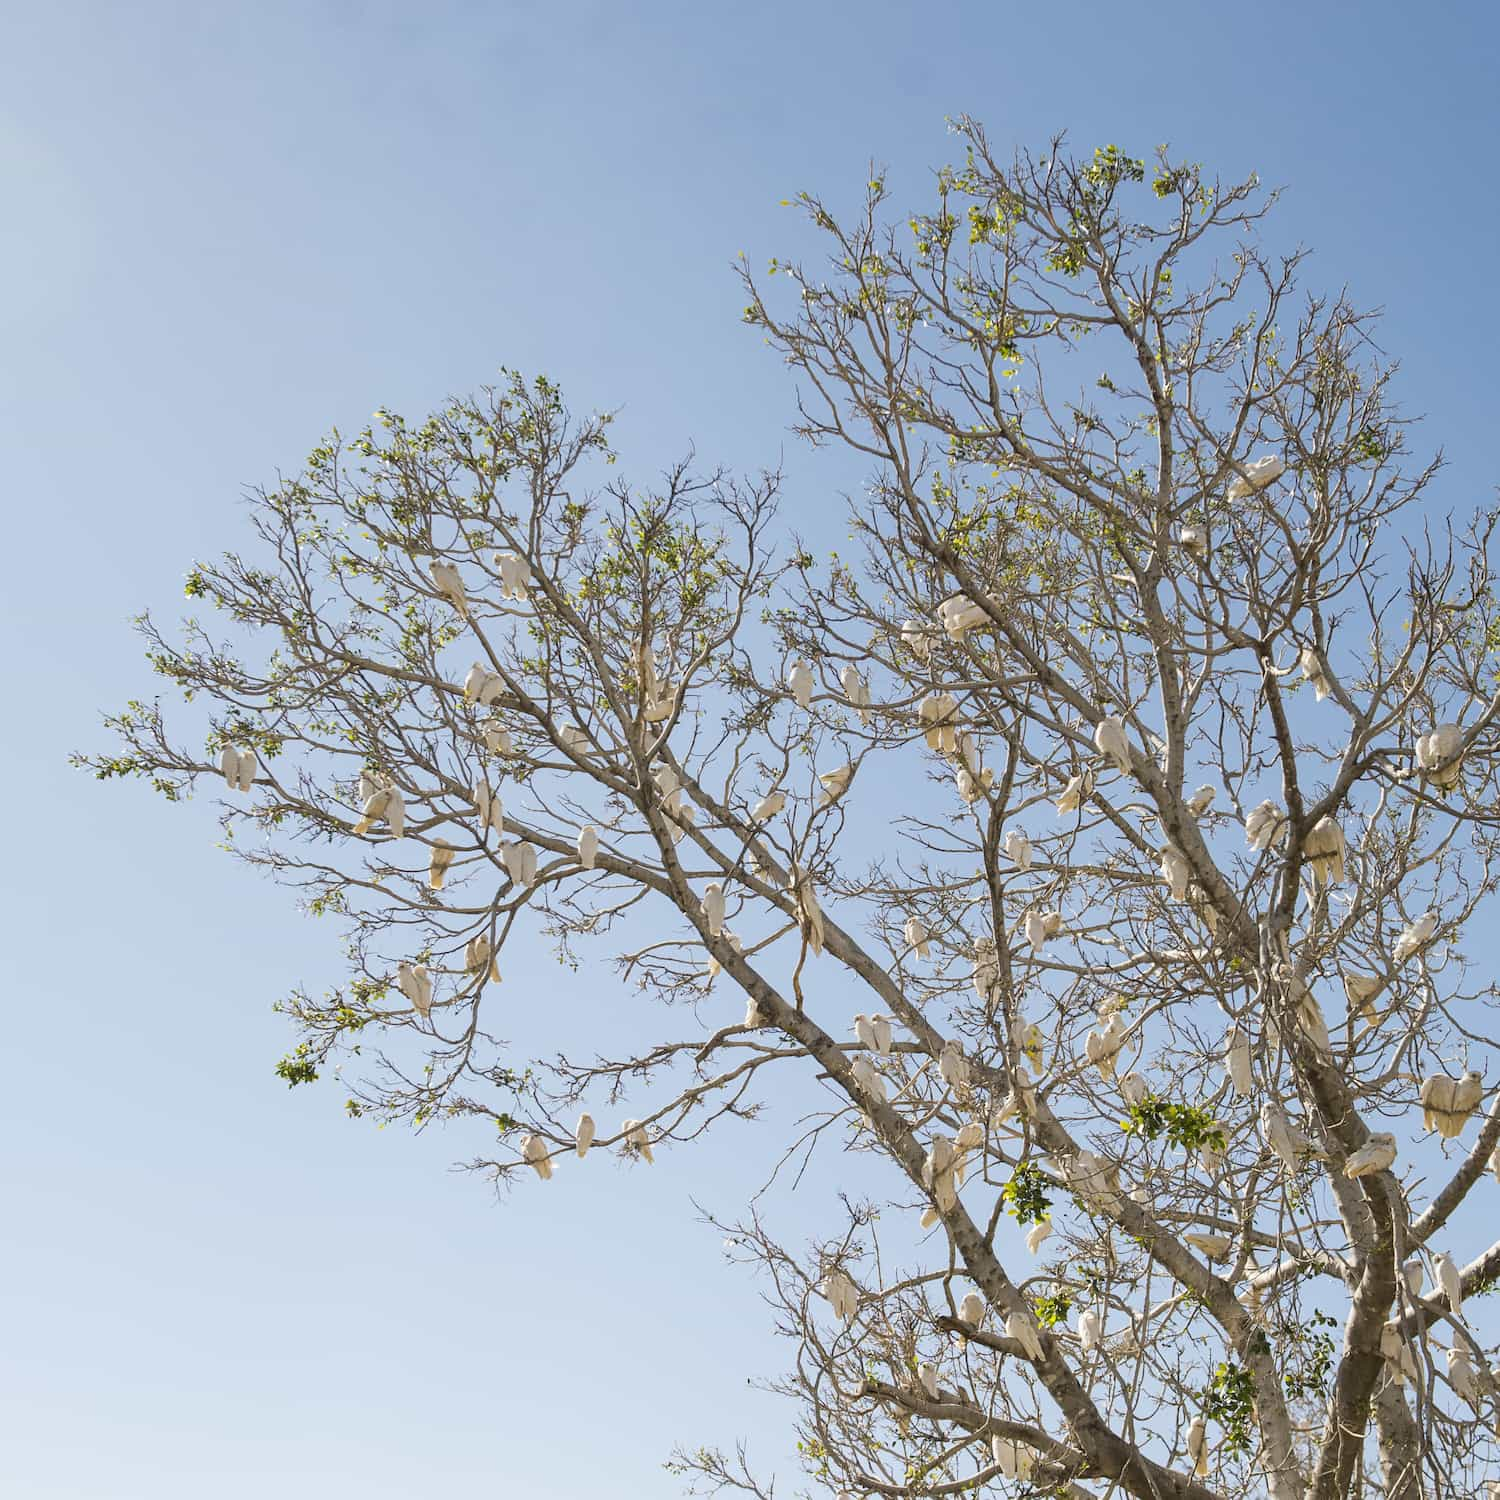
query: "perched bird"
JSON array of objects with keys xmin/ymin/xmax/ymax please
[
  {"xmin": 1291, "ymin": 986, "xmax": 1332, "ymax": 1055},
  {"xmin": 706, "ymin": 931, "xmax": 744, "ymax": 986},
  {"xmin": 1342, "ymin": 971, "xmax": 1384, "ymax": 1022},
  {"xmin": 787, "ymin": 659, "xmax": 814, "ymax": 709},
  {"xmin": 482, "ymin": 720, "xmax": 513, "ymax": 756},
  {"xmin": 472, "ymin": 778, "xmax": 503, "ymax": 835},
  {"xmin": 849, "ymin": 1055, "xmax": 888, "ymax": 1104},
  {"xmin": 1159, "ymin": 845, "xmax": 1191, "ymax": 902},
  {"xmin": 655, "ymin": 765, "xmax": 683, "ymax": 814},
  {"xmin": 463, "ymin": 662, "xmax": 502, "ymax": 705},
  {"xmin": 819, "ymin": 762, "xmax": 855, "ymax": 806},
  {"xmin": 1005, "ymin": 1307, "xmax": 1043, "ymax": 1361},
  {"xmin": 871, "ymin": 1015, "xmax": 893, "ymax": 1056},
  {"xmin": 919, "ymin": 692, "xmax": 960, "ymax": 754},
  {"xmin": 1448, "ymin": 1344, "xmax": 1481, "ymax": 1409},
  {"xmin": 1200, "ymin": 1138, "xmax": 1226, "ymax": 1177},
  {"xmin": 1056, "ymin": 770, "xmax": 1094, "ymax": 816},
  {"xmin": 900, "ymin": 619, "xmax": 932, "ymax": 660},
  {"xmin": 818, "ymin": 1268, "xmax": 858, "ymax": 1323},
  {"xmin": 1012, "ymin": 1018, "xmax": 1044, "ymax": 1070},
  {"xmin": 465, "ymin": 933, "xmax": 499, "ymax": 984},
  {"xmin": 1394, "ymin": 911, "xmax": 1438, "ymax": 964},
  {"xmin": 397, "ymin": 961, "xmax": 433, "ymax": 1016},
  {"xmin": 702, "ymin": 882, "xmax": 726, "ymax": 938},
  {"xmin": 1185, "ymin": 1414, "xmax": 1210, "ymax": 1477},
  {"xmin": 742, "ymin": 992, "xmax": 768, "ymax": 1030},
  {"xmin": 1077, "ymin": 1308, "xmax": 1102, "ymax": 1350},
  {"xmin": 1186, "ymin": 784, "xmax": 1216, "ymax": 817},
  {"xmin": 971, "ymin": 942, "xmax": 1000, "ymax": 1002},
  {"xmin": 939, "ymin": 1039, "xmax": 970, "ymax": 1090},
  {"xmin": 219, "ymin": 746, "xmax": 257, "ymax": 793},
  {"xmin": 839, "ymin": 664, "xmax": 871, "ymax": 724},
  {"xmin": 1402, "ymin": 1258, "xmax": 1425, "ymax": 1297},
  {"xmin": 1184, "ymin": 1232, "xmax": 1232, "ymax": 1261},
  {"xmin": 959, "ymin": 1291, "xmax": 985, "ymax": 1328},
  {"xmin": 1260, "ymin": 1101, "xmax": 1310, "ymax": 1171},
  {"xmin": 1179, "ymin": 524, "xmax": 1208, "ymax": 561},
  {"xmin": 1343, "ymin": 1132, "xmax": 1397, "ymax": 1179},
  {"xmin": 1299, "ymin": 644, "xmax": 1332, "ymax": 701},
  {"xmin": 1226, "ymin": 452, "xmax": 1285, "ymax": 500},
  {"xmin": 502, "ymin": 841, "xmax": 538, "ymax": 891},
  {"xmin": 917, "ymin": 1361, "xmax": 941, "ymax": 1400},
  {"xmin": 751, "ymin": 788, "xmax": 785, "ymax": 823},
  {"xmin": 557, "ymin": 724, "xmax": 590, "ymax": 756},
  {"xmin": 1421, "ymin": 1072, "xmax": 1482, "ymax": 1140},
  {"xmin": 1224, "ymin": 1025, "xmax": 1253, "ymax": 1097},
  {"xmin": 991, "ymin": 1435, "xmax": 1035, "ymax": 1480},
  {"xmin": 428, "ymin": 559, "xmax": 468, "ymax": 617},
  {"xmin": 1025, "ymin": 1219, "xmax": 1053, "ymax": 1254},
  {"xmin": 1381, "ymin": 1322, "xmax": 1419, "ymax": 1386},
  {"xmin": 575, "ymin": 1113, "xmax": 595, "ymax": 1158},
  {"xmin": 923, "ymin": 1136, "xmax": 958, "ymax": 1211},
  {"xmin": 1086, "ymin": 1015, "xmax": 1127, "ymax": 1082},
  {"xmin": 903, "ymin": 915, "xmax": 931, "ymax": 959},
  {"xmin": 493, "ymin": 550, "xmax": 532, "ymax": 602},
  {"xmin": 519, "ymin": 1133, "xmax": 552, "ymax": 1180},
  {"xmin": 1024, "ymin": 909, "xmax": 1049, "ymax": 954},
  {"xmin": 1416, "ymin": 723, "xmax": 1465, "ymax": 789},
  {"xmin": 853, "ymin": 1014, "xmax": 879, "ymax": 1053},
  {"xmin": 1094, "ymin": 714, "xmax": 1131, "ymax": 774},
  {"xmin": 1071, "ymin": 1150, "xmax": 1121, "ymax": 1211},
  {"xmin": 622, "ymin": 1120, "xmax": 654, "ymax": 1164},
  {"xmin": 1002, "ymin": 828, "xmax": 1033, "ymax": 870},
  {"xmin": 1434, "ymin": 1250, "xmax": 1464, "ymax": 1318},
  {"xmin": 1117, "ymin": 1071, "xmax": 1148, "ymax": 1108},
  {"xmin": 1303, "ymin": 815, "xmax": 1347, "ymax": 884},
  {"xmin": 353, "ymin": 783, "xmax": 391, "ymax": 836},
  {"xmin": 428, "ymin": 839, "xmax": 454, "ymax": 891},
  {"xmin": 577, "ymin": 824, "xmax": 599, "ymax": 870},
  {"xmin": 1245, "ymin": 799, "xmax": 1289, "ymax": 852},
  {"xmin": 792, "ymin": 868, "xmax": 825, "ymax": 956},
  {"xmin": 937, "ymin": 592, "xmax": 990, "ymax": 641}
]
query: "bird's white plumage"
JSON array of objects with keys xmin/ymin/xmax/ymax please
[
  {"xmin": 751, "ymin": 788, "xmax": 785, "ymax": 823},
  {"xmin": 1245, "ymin": 799, "xmax": 1289, "ymax": 851},
  {"xmin": 520, "ymin": 1133, "xmax": 552, "ymax": 1180},
  {"xmin": 702, "ymin": 881, "xmax": 726, "ymax": 938},
  {"xmin": 839, "ymin": 664, "xmax": 870, "ymax": 724},
  {"xmin": 577, "ymin": 824, "xmax": 599, "ymax": 869},
  {"xmin": 428, "ymin": 839, "xmax": 454, "ymax": 890},
  {"xmin": 1395, "ymin": 911, "xmax": 1438, "ymax": 964},
  {"xmin": 575, "ymin": 1113, "xmax": 595, "ymax": 1158},
  {"xmin": 903, "ymin": 915, "xmax": 931, "ymax": 959},
  {"xmin": 1005, "ymin": 1307, "xmax": 1043, "ymax": 1361},
  {"xmin": 819, "ymin": 762, "xmax": 855, "ymax": 806},
  {"xmin": 1056, "ymin": 770, "xmax": 1093, "ymax": 816},
  {"xmin": 1094, "ymin": 714, "xmax": 1131, "ymax": 773},
  {"xmin": 787, "ymin": 659, "xmax": 814, "ymax": 709},
  {"xmin": 1416, "ymin": 722, "xmax": 1465, "ymax": 788},
  {"xmin": 1002, "ymin": 828, "xmax": 1033, "ymax": 870},
  {"xmin": 1343, "ymin": 1132, "xmax": 1397, "ymax": 1179},
  {"xmin": 1226, "ymin": 452, "xmax": 1285, "ymax": 500}
]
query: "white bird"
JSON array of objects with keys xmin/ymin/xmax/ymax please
[
  {"xmin": 751, "ymin": 788, "xmax": 785, "ymax": 823},
  {"xmin": 1025, "ymin": 1219, "xmax": 1052, "ymax": 1254},
  {"xmin": 853, "ymin": 1014, "xmax": 879, "ymax": 1052},
  {"xmin": 1023, "ymin": 909, "xmax": 1049, "ymax": 954},
  {"xmin": 787, "ymin": 659, "xmax": 814, "ymax": 709},
  {"xmin": 1120, "ymin": 1071, "xmax": 1149, "ymax": 1107},
  {"xmin": 1200, "ymin": 1138, "xmax": 1226, "ymax": 1177},
  {"xmin": 622, "ymin": 1119, "xmax": 654, "ymax": 1164},
  {"xmin": 849, "ymin": 1055, "xmax": 887, "ymax": 1105},
  {"xmin": 924, "ymin": 1136, "xmax": 958, "ymax": 1211},
  {"xmin": 959, "ymin": 1292, "xmax": 985, "ymax": 1328},
  {"xmin": 971, "ymin": 942, "xmax": 1000, "ymax": 1002},
  {"xmin": 1381, "ymin": 1322, "xmax": 1419, "ymax": 1386},
  {"xmin": 1343, "ymin": 1132, "xmax": 1397, "ymax": 1179},
  {"xmin": 1224, "ymin": 1025, "xmax": 1253, "ymax": 1098},
  {"xmin": 1086, "ymin": 1015, "xmax": 1127, "ymax": 1082},
  {"xmin": 463, "ymin": 662, "xmax": 493, "ymax": 703},
  {"xmin": 1056, "ymin": 770, "xmax": 1093, "ymax": 816},
  {"xmin": 1094, "ymin": 714, "xmax": 1131, "ymax": 773},
  {"xmin": 871, "ymin": 1015, "xmax": 893, "ymax": 1056},
  {"xmin": 1002, "ymin": 829, "xmax": 1033, "ymax": 870},
  {"xmin": 1226, "ymin": 452, "xmax": 1286, "ymax": 500},
  {"xmin": 501, "ymin": 840, "xmax": 538, "ymax": 891},
  {"xmin": 428, "ymin": 839, "xmax": 454, "ymax": 890},
  {"xmin": 939, "ymin": 1039, "xmax": 970, "ymax": 1090},
  {"xmin": 1071, "ymin": 1150, "xmax": 1121, "ymax": 1211},
  {"xmin": 818, "ymin": 1269, "xmax": 858, "ymax": 1323},
  {"xmin": 1260, "ymin": 1101, "xmax": 1309, "ymax": 1171},
  {"xmin": 900, "ymin": 619, "xmax": 931, "ymax": 660},
  {"xmin": 1077, "ymin": 1308, "xmax": 1102, "ymax": 1351},
  {"xmin": 1012, "ymin": 1018, "xmax": 1044, "ymax": 1070},
  {"xmin": 919, "ymin": 692, "xmax": 960, "ymax": 754},
  {"xmin": 1448, "ymin": 1344, "xmax": 1480, "ymax": 1409},
  {"xmin": 1416, "ymin": 723, "xmax": 1465, "ymax": 789},
  {"xmin": 1421, "ymin": 1072, "xmax": 1482, "ymax": 1140},
  {"xmin": 1342, "ymin": 971, "xmax": 1384, "ymax": 1022},
  {"xmin": 1303, "ymin": 815, "xmax": 1346, "ymax": 884},
  {"xmin": 742, "ymin": 992, "xmax": 768, "ymax": 1030},
  {"xmin": 493, "ymin": 550, "xmax": 533, "ymax": 602},
  {"xmin": 1245, "ymin": 799, "xmax": 1289, "ymax": 851},
  {"xmin": 839, "ymin": 664, "xmax": 871, "ymax": 724},
  {"xmin": 937, "ymin": 592, "xmax": 990, "ymax": 641},
  {"xmin": 353, "ymin": 784, "xmax": 391, "ymax": 836},
  {"xmin": 903, "ymin": 915, "xmax": 930, "ymax": 959},
  {"xmin": 707, "ymin": 931, "xmax": 744, "ymax": 986},
  {"xmin": 1292, "ymin": 986, "xmax": 1332, "ymax": 1055},
  {"xmin": 575, "ymin": 1113, "xmax": 595, "ymax": 1158},
  {"xmin": 1005, "ymin": 1307, "xmax": 1043, "ymax": 1361},
  {"xmin": 991, "ymin": 1434, "xmax": 1035, "ymax": 1480},
  {"xmin": 384, "ymin": 786, "xmax": 406, "ymax": 838},
  {"xmin": 1185, "ymin": 1414, "xmax": 1210, "ymax": 1477},
  {"xmin": 397, "ymin": 961, "xmax": 433, "ymax": 1016},
  {"xmin": 219, "ymin": 745, "xmax": 257, "ymax": 792},
  {"xmin": 1185, "ymin": 1232, "xmax": 1233, "ymax": 1261},
  {"xmin": 917, "ymin": 1360, "xmax": 941, "ymax": 1400},
  {"xmin": 1300, "ymin": 644, "xmax": 1332, "ymax": 702},
  {"xmin": 472, "ymin": 778, "xmax": 503, "ymax": 835},
  {"xmin": 955, "ymin": 762, "xmax": 994, "ymax": 804},
  {"xmin": 792, "ymin": 868, "xmax": 825, "ymax": 956},
  {"xmin": 1179, "ymin": 524, "xmax": 1208, "ymax": 561},
  {"xmin": 428, "ymin": 559, "xmax": 468, "ymax": 617},
  {"xmin": 1394, "ymin": 911, "xmax": 1438, "ymax": 964},
  {"xmin": 520, "ymin": 1133, "xmax": 552, "ymax": 1180},
  {"xmin": 465, "ymin": 932, "xmax": 499, "ymax": 984},
  {"xmin": 655, "ymin": 765, "xmax": 683, "ymax": 814},
  {"xmin": 1402, "ymin": 1258, "xmax": 1425, "ymax": 1297},
  {"xmin": 1159, "ymin": 845, "xmax": 1191, "ymax": 902},
  {"xmin": 557, "ymin": 724, "xmax": 590, "ymax": 756},
  {"xmin": 702, "ymin": 882, "xmax": 726, "ymax": 938},
  {"xmin": 1434, "ymin": 1250, "xmax": 1464, "ymax": 1318},
  {"xmin": 577, "ymin": 824, "xmax": 599, "ymax": 869},
  {"xmin": 482, "ymin": 720, "xmax": 513, "ymax": 756},
  {"xmin": 819, "ymin": 763, "xmax": 855, "ymax": 806},
  {"xmin": 1186, "ymin": 784, "xmax": 1216, "ymax": 817}
]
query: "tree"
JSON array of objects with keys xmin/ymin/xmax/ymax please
[{"xmin": 81, "ymin": 120, "xmax": 1500, "ymax": 1500}]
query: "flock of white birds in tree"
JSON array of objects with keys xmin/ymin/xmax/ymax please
[{"xmin": 199, "ymin": 447, "xmax": 1500, "ymax": 1482}]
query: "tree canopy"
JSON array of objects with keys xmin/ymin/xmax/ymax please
[{"xmin": 83, "ymin": 121, "xmax": 1500, "ymax": 1500}]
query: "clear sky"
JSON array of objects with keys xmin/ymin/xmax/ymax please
[{"xmin": 3, "ymin": 3, "xmax": 1498, "ymax": 1496}]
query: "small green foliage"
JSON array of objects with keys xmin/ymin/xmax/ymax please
[
  {"xmin": 1122, "ymin": 1095, "xmax": 1226, "ymax": 1154},
  {"xmin": 1084, "ymin": 144, "xmax": 1145, "ymax": 189},
  {"xmin": 275, "ymin": 1043, "xmax": 319, "ymax": 1087},
  {"xmin": 1202, "ymin": 1361, "xmax": 1257, "ymax": 1454},
  {"xmin": 1283, "ymin": 1311, "xmax": 1338, "ymax": 1403},
  {"xmin": 1002, "ymin": 1161, "xmax": 1053, "ymax": 1226},
  {"xmin": 1032, "ymin": 1290, "xmax": 1073, "ymax": 1327}
]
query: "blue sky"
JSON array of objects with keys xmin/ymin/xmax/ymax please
[{"xmin": 3, "ymin": 3, "xmax": 1498, "ymax": 1495}]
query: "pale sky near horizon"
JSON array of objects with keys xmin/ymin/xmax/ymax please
[{"xmin": 4, "ymin": 4, "xmax": 1499, "ymax": 1497}]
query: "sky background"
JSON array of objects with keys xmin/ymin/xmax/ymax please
[{"xmin": 3, "ymin": 3, "xmax": 1498, "ymax": 1496}]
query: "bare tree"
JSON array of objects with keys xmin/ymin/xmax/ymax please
[{"xmin": 81, "ymin": 122, "xmax": 1500, "ymax": 1500}]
